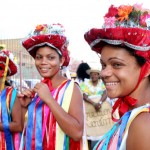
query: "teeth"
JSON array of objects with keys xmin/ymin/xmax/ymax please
[
  {"xmin": 106, "ymin": 82, "xmax": 119, "ymax": 86},
  {"xmin": 41, "ymin": 68, "xmax": 49, "ymax": 70}
]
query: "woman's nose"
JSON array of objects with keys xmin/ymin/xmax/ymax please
[
  {"xmin": 100, "ymin": 67, "xmax": 112, "ymax": 78},
  {"xmin": 41, "ymin": 57, "xmax": 48, "ymax": 64}
]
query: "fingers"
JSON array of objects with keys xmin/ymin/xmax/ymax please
[
  {"xmin": 17, "ymin": 93, "xmax": 25, "ymax": 98},
  {"xmin": 94, "ymin": 103, "xmax": 101, "ymax": 111},
  {"xmin": 19, "ymin": 89, "xmax": 34, "ymax": 98},
  {"xmin": 32, "ymin": 82, "xmax": 48, "ymax": 93}
]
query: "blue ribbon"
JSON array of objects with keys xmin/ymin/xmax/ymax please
[
  {"xmin": 35, "ymin": 100, "xmax": 43, "ymax": 149},
  {"xmin": 93, "ymin": 112, "xmax": 131, "ymax": 150},
  {"xmin": 93, "ymin": 121, "xmax": 120, "ymax": 150},
  {"xmin": 101, "ymin": 123, "xmax": 119, "ymax": 150},
  {"xmin": 10, "ymin": 88, "xmax": 17, "ymax": 115},
  {"xmin": 1, "ymin": 89, "xmax": 14, "ymax": 150},
  {"xmin": 26, "ymin": 95, "xmax": 38, "ymax": 150},
  {"xmin": 63, "ymin": 135, "xmax": 69, "ymax": 150},
  {"xmin": 26, "ymin": 80, "xmax": 71, "ymax": 149},
  {"xmin": 117, "ymin": 111, "xmax": 131, "ymax": 149}
]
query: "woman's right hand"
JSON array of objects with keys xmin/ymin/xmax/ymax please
[{"xmin": 17, "ymin": 89, "xmax": 34, "ymax": 108}]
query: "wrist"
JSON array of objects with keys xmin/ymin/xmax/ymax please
[{"xmin": 87, "ymin": 98, "xmax": 95, "ymax": 105}]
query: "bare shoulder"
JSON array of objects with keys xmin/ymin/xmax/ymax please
[
  {"xmin": 68, "ymin": 80, "xmax": 83, "ymax": 116},
  {"xmin": 71, "ymin": 81, "xmax": 83, "ymax": 102},
  {"xmin": 127, "ymin": 112, "xmax": 150, "ymax": 150}
]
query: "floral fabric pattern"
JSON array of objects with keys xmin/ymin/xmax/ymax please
[{"xmin": 80, "ymin": 79, "xmax": 105, "ymax": 96}]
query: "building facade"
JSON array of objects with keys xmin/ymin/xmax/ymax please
[{"xmin": 0, "ymin": 38, "xmax": 41, "ymax": 80}]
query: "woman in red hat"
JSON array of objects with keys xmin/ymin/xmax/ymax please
[
  {"xmin": 0, "ymin": 49, "xmax": 22, "ymax": 150},
  {"xmin": 18, "ymin": 23, "xmax": 83, "ymax": 150},
  {"xmin": 84, "ymin": 3, "xmax": 150, "ymax": 150}
]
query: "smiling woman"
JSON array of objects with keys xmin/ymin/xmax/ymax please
[
  {"xmin": 18, "ymin": 23, "xmax": 84, "ymax": 150},
  {"xmin": 84, "ymin": 3, "xmax": 150, "ymax": 150}
]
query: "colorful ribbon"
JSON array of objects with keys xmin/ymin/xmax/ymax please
[{"xmin": 1, "ymin": 89, "xmax": 14, "ymax": 150}]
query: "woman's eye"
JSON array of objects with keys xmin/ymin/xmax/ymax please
[
  {"xmin": 101, "ymin": 63, "xmax": 106, "ymax": 69},
  {"xmin": 47, "ymin": 56, "xmax": 54, "ymax": 60},
  {"xmin": 113, "ymin": 63, "xmax": 122, "ymax": 68},
  {"xmin": 35, "ymin": 56, "xmax": 41, "ymax": 60}
]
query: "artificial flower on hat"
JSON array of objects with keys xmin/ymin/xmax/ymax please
[
  {"xmin": 0, "ymin": 49, "xmax": 17, "ymax": 77},
  {"xmin": 84, "ymin": 3, "xmax": 150, "ymax": 60},
  {"xmin": 22, "ymin": 23, "xmax": 70, "ymax": 66}
]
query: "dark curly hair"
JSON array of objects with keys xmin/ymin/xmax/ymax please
[{"xmin": 76, "ymin": 62, "xmax": 91, "ymax": 81}]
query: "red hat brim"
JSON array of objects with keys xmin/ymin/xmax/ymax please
[
  {"xmin": 0, "ymin": 56, "xmax": 17, "ymax": 76},
  {"xmin": 22, "ymin": 34, "xmax": 70, "ymax": 66},
  {"xmin": 84, "ymin": 27, "xmax": 150, "ymax": 54}
]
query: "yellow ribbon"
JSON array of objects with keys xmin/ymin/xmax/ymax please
[
  {"xmin": 55, "ymin": 80, "xmax": 74, "ymax": 150},
  {"xmin": 124, "ymin": 107, "xmax": 149, "ymax": 135}
]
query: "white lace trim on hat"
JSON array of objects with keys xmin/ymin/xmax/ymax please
[
  {"xmin": 90, "ymin": 39, "xmax": 150, "ymax": 51},
  {"xmin": 28, "ymin": 42, "xmax": 62, "ymax": 56}
]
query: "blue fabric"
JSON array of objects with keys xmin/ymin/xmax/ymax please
[
  {"xmin": 93, "ymin": 121, "xmax": 119, "ymax": 150},
  {"xmin": 35, "ymin": 100, "xmax": 43, "ymax": 150},
  {"xmin": 10, "ymin": 88, "xmax": 17, "ymax": 115},
  {"xmin": 101, "ymin": 123, "xmax": 119, "ymax": 150},
  {"xmin": 93, "ymin": 104, "xmax": 150, "ymax": 150},
  {"xmin": 117, "ymin": 111, "xmax": 131, "ymax": 149},
  {"xmin": 26, "ymin": 96, "xmax": 37, "ymax": 150},
  {"xmin": 1, "ymin": 89, "xmax": 14, "ymax": 150}
]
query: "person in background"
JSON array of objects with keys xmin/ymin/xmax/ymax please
[
  {"xmin": 84, "ymin": 3, "xmax": 150, "ymax": 149},
  {"xmin": 70, "ymin": 72, "xmax": 77, "ymax": 80},
  {"xmin": 76, "ymin": 62, "xmax": 90, "ymax": 85},
  {"xmin": 78, "ymin": 67, "xmax": 107, "ymax": 149},
  {"xmin": 82, "ymin": 68, "xmax": 107, "ymax": 111},
  {"xmin": 0, "ymin": 49, "xmax": 22, "ymax": 150},
  {"xmin": 18, "ymin": 23, "xmax": 83, "ymax": 149}
]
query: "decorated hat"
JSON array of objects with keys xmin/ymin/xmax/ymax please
[
  {"xmin": 0, "ymin": 49, "xmax": 17, "ymax": 76},
  {"xmin": 86, "ymin": 68, "xmax": 101, "ymax": 75},
  {"xmin": 22, "ymin": 23, "xmax": 70, "ymax": 66},
  {"xmin": 84, "ymin": 4, "xmax": 150, "ymax": 60}
]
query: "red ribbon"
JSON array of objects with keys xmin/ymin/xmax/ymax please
[
  {"xmin": 112, "ymin": 96, "xmax": 137, "ymax": 122},
  {"xmin": 41, "ymin": 68, "xmax": 60, "ymax": 92},
  {"xmin": 42, "ymin": 78, "xmax": 53, "ymax": 92}
]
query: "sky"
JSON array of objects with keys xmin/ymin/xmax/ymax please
[{"xmin": 0, "ymin": 0, "xmax": 150, "ymax": 68}]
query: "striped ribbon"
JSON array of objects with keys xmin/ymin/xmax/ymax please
[
  {"xmin": 55, "ymin": 80, "xmax": 74, "ymax": 150},
  {"xmin": 94, "ymin": 104, "xmax": 150, "ymax": 150},
  {"xmin": 22, "ymin": 79, "xmax": 74, "ymax": 150},
  {"xmin": 1, "ymin": 88, "xmax": 14, "ymax": 150}
]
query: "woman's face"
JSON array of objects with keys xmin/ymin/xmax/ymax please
[
  {"xmin": 100, "ymin": 45, "xmax": 141, "ymax": 98},
  {"xmin": 35, "ymin": 46, "xmax": 64, "ymax": 78},
  {"xmin": 90, "ymin": 72, "xmax": 100, "ymax": 82},
  {"xmin": 0, "ymin": 66, "xmax": 4, "ymax": 78}
]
